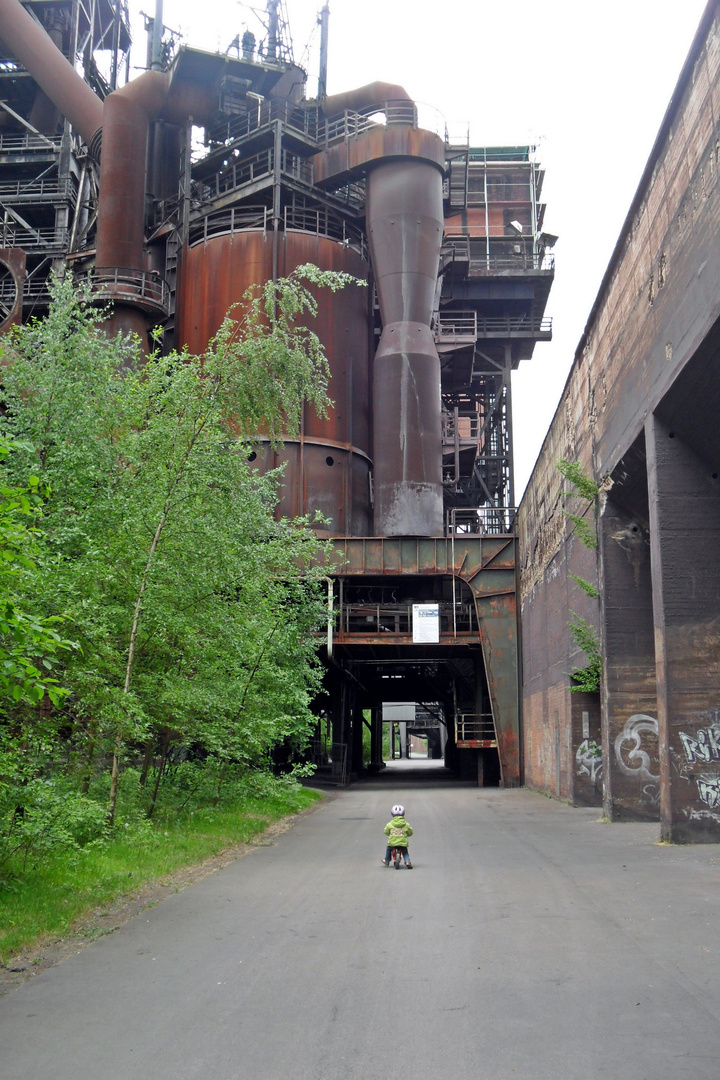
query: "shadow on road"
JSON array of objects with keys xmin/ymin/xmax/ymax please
[{"xmin": 358, "ymin": 758, "xmax": 476, "ymax": 791}]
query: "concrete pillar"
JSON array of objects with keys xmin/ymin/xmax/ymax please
[
  {"xmin": 370, "ymin": 704, "xmax": 384, "ymax": 770},
  {"xmin": 598, "ymin": 492, "xmax": 658, "ymax": 820},
  {"xmin": 350, "ymin": 696, "xmax": 364, "ymax": 778},
  {"xmin": 646, "ymin": 415, "xmax": 720, "ymax": 842}
]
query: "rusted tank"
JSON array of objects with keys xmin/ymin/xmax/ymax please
[{"xmin": 179, "ymin": 229, "xmax": 372, "ymax": 535}]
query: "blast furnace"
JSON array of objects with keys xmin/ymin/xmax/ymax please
[{"xmin": 0, "ymin": 0, "xmax": 554, "ymax": 783}]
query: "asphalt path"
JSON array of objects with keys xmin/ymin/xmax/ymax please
[{"xmin": 2, "ymin": 760, "xmax": 720, "ymax": 1079}]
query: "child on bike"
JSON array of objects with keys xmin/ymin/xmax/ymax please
[{"xmin": 382, "ymin": 804, "xmax": 413, "ymax": 868}]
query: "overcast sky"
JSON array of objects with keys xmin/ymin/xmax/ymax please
[{"xmin": 144, "ymin": 0, "xmax": 710, "ymax": 498}]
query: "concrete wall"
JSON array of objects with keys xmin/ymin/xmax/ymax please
[{"xmin": 519, "ymin": 2, "xmax": 720, "ymax": 838}]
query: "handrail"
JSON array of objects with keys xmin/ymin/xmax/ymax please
[
  {"xmin": 193, "ymin": 147, "xmax": 315, "ymax": 205},
  {"xmin": 442, "ymin": 237, "xmax": 555, "ymax": 273},
  {"xmin": 435, "ymin": 311, "xmax": 477, "ymax": 339},
  {"xmin": 187, "ymin": 202, "xmax": 368, "ymax": 259},
  {"xmin": 338, "ymin": 600, "xmax": 476, "ymax": 636},
  {"xmin": 445, "ymin": 507, "xmax": 517, "ymax": 536},
  {"xmin": 209, "ymin": 97, "xmax": 322, "ymax": 147},
  {"xmin": 188, "ymin": 205, "xmax": 269, "ymax": 247},
  {"xmin": 455, "ymin": 713, "xmax": 496, "ymax": 744},
  {"xmin": 0, "ymin": 131, "xmax": 62, "ymax": 153},
  {"xmin": 0, "ymin": 177, "xmax": 75, "ymax": 200},
  {"xmin": 0, "ymin": 224, "xmax": 68, "ymax": 249},
  {"xmin": 79, "ymin": 267, "xmax": 171, "ymax": 318}
]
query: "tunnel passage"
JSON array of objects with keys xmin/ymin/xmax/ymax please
[{"xmin": 308, "ymin": 571, "xmax": 503, "ymax": 787}]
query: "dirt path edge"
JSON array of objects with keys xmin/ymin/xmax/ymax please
[{"xmin": 0, "ymin": 793, "xmax": 330, "ymax": 997}]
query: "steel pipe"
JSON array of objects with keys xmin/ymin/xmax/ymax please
[{"xmin": 0, "ymin": 0, "xmax": 103, "ymax": 145}]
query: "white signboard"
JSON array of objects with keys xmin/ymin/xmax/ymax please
[{"xmin": 412, "ymin": 603, "xmax": 440, "ymax": 643}]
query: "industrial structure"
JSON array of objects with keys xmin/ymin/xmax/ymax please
[{"xmin": 0, "ymin": 0, "xmax": 554, "ymax": 785}]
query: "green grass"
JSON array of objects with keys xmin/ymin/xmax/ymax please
[{"xmin": 0, "ymin": 785, "xmax": 322, "ymax": 963}]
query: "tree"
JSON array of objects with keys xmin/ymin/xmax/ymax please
[
  {"xmin": 0, "ymin": 433, "xmax": 73, "ymax": 706},
  {"xmin": 1, "ymin": 267, "xmax": 360, "ymax": 824}
]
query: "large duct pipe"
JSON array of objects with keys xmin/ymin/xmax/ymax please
[
  {"xmin": 322, "ymin": 81, "xmax": 411, "ymax": 116},
  {"xmin": 96, "ymin": 95, "xmax": 151, "ymax": 271},
  {"xmin": 317, "ymin": 81, "xmax": 445, "ymax": 534},
  {"xmin": 0, "ymin": 0, "xmax": 220, "ymax": 344},
  {"xmin": 0, "ymin": 0, "xmax": 103, "ymax": 144},
  {"xmin": 367, "ymin": 158, "xmax": 444, "ymax": 535},
  {"xmin": 95, "ymin": 70, "xmax": 170, "ymax": 273}
]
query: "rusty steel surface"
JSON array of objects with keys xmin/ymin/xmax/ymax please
[
  {"xmin": 97, "ymin": 304, "xmax": 151, "ymax": 351},
  {"xmin": 313, "ymin": 125, "xmax": 445, "ymax": 187},
  {"xmin": 0, "ymin": 246, "xmax": 24, "ymax": 330},
  {"xmin": 328, "ymin": 535, "xmax": 515, "ymax": 589},
  {"xmin": 321, "ymin": 81, "xmax": 412, "ymax": 117},
  {"xmin": 96, "ymin": 95, "xmax": 150, "ymax": 272},
  {"xmin": 179, "ymin": 231, "xmax": 372, "ymax": 534},
  {"xmin": 366, "ymin": 157, "xmax": 444, "ymax": 536}
]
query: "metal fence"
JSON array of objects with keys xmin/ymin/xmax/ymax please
[
  {"xmin": 79, "ymin": 268, "xmax": 171, "ymax": 317},
  {"xmin": 339, "ymin": 601, "xmax": 476, "ymax": 636},
  {"xmin": 455, "ymin": 713, "xmax": 496, "ymax": 745},
  {"xmin": 446, "ymin": 507, "xmax": 517, "ymax": 535}
]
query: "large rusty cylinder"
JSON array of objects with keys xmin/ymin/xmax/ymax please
[
  {"xmin": 95, "ymin": 94, "xmax": 149, "ymax": 272},
  {"xmin": 372, "ymin": 322, "xmax": 444, "ymax": 536},
  {"xmin": 252, "ymin": 439, "xmax": 372, "ymax": 536},
  {"xmin": 366, "ymin": 159, "xmax": 444, "ymax": 325},
  {"xmin": 0, "ymin": 0, "xmax": 103, "ymax": 144},
  {"xmin": 98, "ymin": 304, "xmax": 149, "ymax": 353}
]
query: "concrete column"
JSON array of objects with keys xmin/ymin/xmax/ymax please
[
  {"xmin": 370, "ymin": 704, "xmax": 384, "ymax": 771},
  {"xmin": 350, "ymin": 697, "xmax": 364, "ymax": 778},
  {"xmin": 646, "ymin": 415, "xmax": 720, "ymax": 842},
  {"xmin": 598, "ymin": 493, "xmax": 658, "ymax": 820}
]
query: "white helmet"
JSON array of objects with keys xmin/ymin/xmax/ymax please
[{"xmin": 391, "ymin": 804, "xmax": 405, "ymax": 816}]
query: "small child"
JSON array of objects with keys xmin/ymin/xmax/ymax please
[{"xmin": 382, "ymin": 804, "xmax": 413, "ymax": 868}]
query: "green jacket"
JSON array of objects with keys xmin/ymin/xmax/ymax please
[{"xmin": 384, "ymin": 815, "xmax": 413, "ymax": 848}]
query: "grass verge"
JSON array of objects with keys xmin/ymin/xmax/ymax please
[{"xmin": 0, "ymin": 785, "xmax": 322, "ymax": 964}]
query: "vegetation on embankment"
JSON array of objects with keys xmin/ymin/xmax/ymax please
[
  {"xmin": 0, "ymin": 269, "xmax": 358, "ymax": 964},
  {"xmin": 0, "ymin": 775, "xmax": 322, "ymax": 963}
]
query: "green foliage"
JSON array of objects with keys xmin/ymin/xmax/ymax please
[
  {"xmin": 557, "ymin": 458, "xmax": 599, "ymax": 501},
  {"xmin": 567, "ymin": 613, "xmax": 602, "ymax": 694},
  {"xmin": 557, "ymin": 458, "xmax": 598, "ymax": 549},
  {"xmin": 563, "ymin": 512, "xmax": 597, "ymax": 550},
  {"xmin": 0, "ymin": 267, "xmax": 350, "ymax": 843},
  {"xmin": 0, "ymin": 434, "xmax": 76, "ymax": 705},
  {"xmin": 557, "ymin": 459, "xmax": 601, "ymax": 691},
  {"xmin": 568, "ymin": 572, "xmax": 599, "ymax": 599}
]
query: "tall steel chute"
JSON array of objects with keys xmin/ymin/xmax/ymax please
[{"xmin": 367, "ymin": 157, "xmax": 445, "ymax": 536}]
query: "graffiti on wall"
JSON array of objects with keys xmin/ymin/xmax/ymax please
[
  {"xmin": 614, "ymin": 713, "xmax": 659, "ymax": 805},
  {"xmin": 614, "ymin": 713, "xmax": 659, "ymax": 780},
  {"xmin": 678, "ymin": 724, "xmax": 720, "ymax": 766},
  {"xmin": 576, "ymin": 739, "xmax": 602, "ymax": 783},
  {"xmin": 676, "ymin": 720, "xmax": 720, "ymax": 817}
]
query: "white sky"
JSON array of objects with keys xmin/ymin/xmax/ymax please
[{"xmin": 139, "ymin": 0, "xmax": 710, "ymax": 499}]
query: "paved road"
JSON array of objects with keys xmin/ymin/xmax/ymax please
[{"xmin": 2, "ymin": 761, "xmax": 720, "ymax": 1079}]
